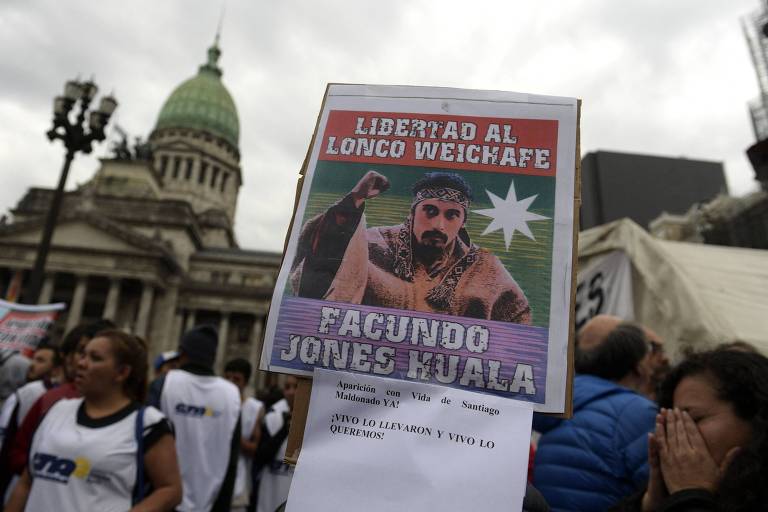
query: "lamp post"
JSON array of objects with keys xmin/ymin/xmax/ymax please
[{"xmin": 24, "ymin": 79, "xmax": 117, "ymax": 304}]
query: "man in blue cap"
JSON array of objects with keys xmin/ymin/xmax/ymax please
[{"xmin": 153, "ymin": 350, "xmax": 180, "ymax": 377}]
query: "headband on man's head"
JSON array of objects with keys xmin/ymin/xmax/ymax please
[
  {"xmin": 411, "ymin": 172, "xmax": 473, "ymax": 211},
  {"xmin": 413, "ymin": 187, "xmax": 470, "ymax": 210}
]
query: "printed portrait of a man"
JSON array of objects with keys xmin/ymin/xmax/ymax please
[{"xmin": 290, "ymin": 169, "xmax": 532, "ymax": 324}]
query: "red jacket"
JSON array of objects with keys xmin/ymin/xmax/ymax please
[{"xmin": 7, "ymin": 382, "xmax": 80, "ymax": 475}]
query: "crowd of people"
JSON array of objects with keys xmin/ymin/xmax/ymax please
[
  {"xmin": 0, "ymin": 313, "xmax": 766, "ymax": 511},
  {"xmin": 0, "ymin": 320, "xmax": 298, "ymax": 512},
  {"xmin": 529, "ymin": 315, "xmax": 768, "ymax": 512}
]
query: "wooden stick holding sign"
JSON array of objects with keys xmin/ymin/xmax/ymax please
[{"xmin": 284, "ymin": 377, "xmax": 311, "ymax": 465}]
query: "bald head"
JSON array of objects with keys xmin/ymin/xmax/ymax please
[{"xmin": 577, "ymin": 315, "xmax": 623, "ymax": 350}]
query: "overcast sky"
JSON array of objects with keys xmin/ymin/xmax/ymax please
[{"xmin": 0, "ymin": 0, "xmax": 762, "ymax": 251}]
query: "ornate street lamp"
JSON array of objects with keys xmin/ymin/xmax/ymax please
[{"xmin": 24, "ymin": 79, "xmax": 117, "ymax": 304}]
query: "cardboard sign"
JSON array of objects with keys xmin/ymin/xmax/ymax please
[
  {"xmin": 286, "ymin": 369, "xmax": 532, "ymax": 512},
  {"xmin": 262, "ymin": 85, "xmax": 580, "ymax": 413}
]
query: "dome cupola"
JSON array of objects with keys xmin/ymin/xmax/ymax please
[
  {"xmin": 149, "ymin": 35, "xmax": 243, "ymax": 233},
  {"xmin": 154, "ymin": 36, "xmax": 239, "ymax": 150}
]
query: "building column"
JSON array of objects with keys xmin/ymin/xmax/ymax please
[
  {"xmin": 249, "ymin": 315, "xmax": 266, "ymax": 391},
  {"xmin": 65, "ymin": 274, "xmax": 88, "ymax": 333},
  {"xmin": 191, "ymin": 158, "xmax": 201, "ymax": 185},
  {"xmin": 102, "ymin": 278, "xmax": 121, "ymax": 321},
  {"xmin": 170, "ymin": 310, "xmax": 184, "ymax": 351},
  {"xmin": 134, "ymin": 281, "xmax": 155, "ymax": 338},
  {"xmin": 37, "ymin": 274, "xmax": 56, "ymax": 305},
  {"xmin": 146, "ymin": 277, "xmax": 179, "ymax": 357},
  {"xmin": 184, "ymin": 309, "xmax": 196, "ymax": 331},
  {"xmin": 6, "ymin": 269, "xmax": 24, "ymax": 303},
  {"xmin": 215, "ymin": 311, "xmax": 230, "ymax": 375}
]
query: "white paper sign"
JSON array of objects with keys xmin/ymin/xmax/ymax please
[
  {"xmin": 286, "ymin": 369, "xmax": 533, "ymax": 512},
  {"xmin": 575, "ymin": 250, "xmax": 634, "ymax": 330}
]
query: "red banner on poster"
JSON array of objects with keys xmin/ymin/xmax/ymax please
[
  {"xmin": 0, "ymin": 299, "xmax": 65, "ymax": 356},
  {"xmin": 320, "ymin": 110, "xmax": 558, "ymax": 176}
]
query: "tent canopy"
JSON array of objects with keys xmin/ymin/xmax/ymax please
[{"xmin": 579, "ymin": 218, "xmax": 768, "ymax": 357}]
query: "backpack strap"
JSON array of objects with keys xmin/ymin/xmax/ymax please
[{"xmin": 132, "ymin": 406, "xmax": 146, "ymax": 505}]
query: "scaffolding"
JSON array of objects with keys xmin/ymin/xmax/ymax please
[{"xmin": 744, "ymin": 2, "xmax": 768, "ymax": 140}]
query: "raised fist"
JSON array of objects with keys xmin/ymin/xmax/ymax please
[{"xmin": 350, "ymin": 170, "xmax": 390, "ymax": 208}]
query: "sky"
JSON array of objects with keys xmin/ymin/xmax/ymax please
[{"xmin": 0, "ymin": 0, "xmax": 763, "ymax": 252}]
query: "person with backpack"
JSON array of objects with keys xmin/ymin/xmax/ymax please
[
  {"xmin": 254, "ymin": 375, "xmax": 297, "ymax": 512},
  {"xmin": 148, "ymin": 325, "xmax": 241, "ymax": 512},
  {"xmin": 224, "ymin": 358, "xmax": 265, "ymax": 512},
  {"xmin": 1, "ymin": 319, "xmax": 115, "ymax": 499},
  {"xmin": 6, "ymin": 330, "xmax": 181, "ymax": 511}
]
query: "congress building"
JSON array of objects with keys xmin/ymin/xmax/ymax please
[{"xmin": 0, "ymin": 39, "xmax": 282, "ymax": 386}]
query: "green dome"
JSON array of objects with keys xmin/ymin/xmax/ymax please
[{"xmin": 155, "ymin": 42, "xmax": 239, "ymax": 148}]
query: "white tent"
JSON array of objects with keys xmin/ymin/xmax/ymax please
[{"xmin": 578, "ymin": 218, "xmax": 768, "ymax": 357}]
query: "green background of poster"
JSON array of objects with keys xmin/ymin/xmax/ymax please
[{"xmin": 290, "ymin": 160, "xmax": 556, "ymax": 328}]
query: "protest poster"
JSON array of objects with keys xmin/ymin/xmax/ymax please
[
  {"xmin": 286, "ymin": 369, "xmax": 533, "ymax": 512},
  {"xmin": 0, "ymin": 299, "xmax": 66, "ymax": 356},
  {"xmin": 261, "ymin": 85, "xmax": 579, "ymax": 413},
  {"xmin": 575, "ymin": 250, "xmax": 634, "ymax": 331}
]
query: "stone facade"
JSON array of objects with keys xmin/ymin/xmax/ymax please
[
  {"xmin": 0, "ymin": 40, "xmax": 282, "ymax": 390},
  {"xmin": 650, "ymin": 190, "xmax": 768, "ymax": 249}
]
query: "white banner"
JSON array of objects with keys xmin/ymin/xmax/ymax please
[{"xmin": 575, "ymin": 251, "xmax": 634, "ymax": 330}]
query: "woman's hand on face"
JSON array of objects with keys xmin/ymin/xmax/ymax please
[
  {"xmin": 641, "ymin": 412, "xmax": 668, "ymax": 512},
  {"xmin": 656, "ymin": 408, "xmax": 740, "ymax": 494}
]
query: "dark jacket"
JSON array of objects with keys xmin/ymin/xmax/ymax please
[
  {"xmin": 532, "ymin": 375, "xmax": 657, "ymax": 511},
  {"xmin": 611, "ymin": 488, "xmax": 717, "ymax": 512},
  {"xmin": 524, "ymin": 483, "xmax": 550, "ymax": 512}
]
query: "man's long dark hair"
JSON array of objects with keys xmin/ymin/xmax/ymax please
[{"xmin": 657, "ymin": 350, "xmax": 768, "ymax": 510}]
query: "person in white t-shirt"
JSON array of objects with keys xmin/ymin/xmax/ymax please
[
  {"xmin": 147, "ymin": 324, "xmax": 242, "ymax": 512},
  {"xmin": 6, "ymin": 330, "xmax": 182, "ymax": 512},
  {"xmin": 255, "ymin": 375, "xmax": 298, "ymax": 512},
  {"xmin": 0, "ymin": 351, "xmax": 29, "ymax": 406},
  {"xmin": 0, "ymin": 342, "xmax": 62, "ymax": 504},
  {"xmin": 0, "ymin": 341, "xmax": 61, "ymax": 448},
  {"xmin": 224, "ymin": 358, "xmax": 265, "ymax": 512}
]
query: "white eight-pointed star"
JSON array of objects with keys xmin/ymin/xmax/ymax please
[{"xmin": 472, "ymin": 180, "xmax": 550, "ymax": 249}]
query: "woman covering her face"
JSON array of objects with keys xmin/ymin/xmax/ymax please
[
  {"xmin": 6, "ymin": 330, "xmax": 182, "ymax": 512},
  {"xmin": 614, "ymin": 349, "xmax": 768, "ymax": 511}
]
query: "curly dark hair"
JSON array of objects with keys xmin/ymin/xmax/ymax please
[
  {"xmin": 224, "ymin": 357, "xmax": 252, "ymax": 383},
  {"xmin": 657, "ymin": 350, "xmax": 768, "ymax": 510},
  {"xmin": 59, "ymin": 319, "xmax": 116, "ymax": 355}
]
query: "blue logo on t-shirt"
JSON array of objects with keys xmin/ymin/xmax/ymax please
[
  {"xmin": 175, "ymin": 402, "xmax": 222, "ymax": 418},
  {"xmin": 32, "ymin": 453, "xmax": 91, "ymax": 483}
]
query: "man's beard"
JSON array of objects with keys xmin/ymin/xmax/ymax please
[{"xmin": 414, "ymin": 230, "xmax": 450, "ymax": 263}]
